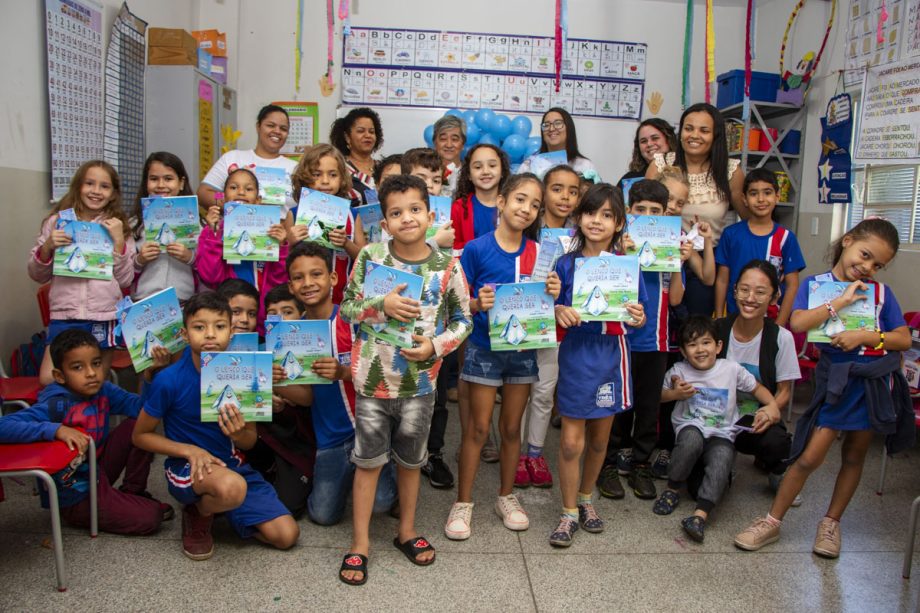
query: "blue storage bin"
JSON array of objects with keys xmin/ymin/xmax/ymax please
[
  {"xmin": 780, "ymin": 129, "xmax": 801, "ymax": 155},
  {"xmin": 716, "ymin": 70, "xmax": 781, "ymax": 108}
]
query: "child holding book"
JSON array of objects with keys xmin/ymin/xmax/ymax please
[
  {"xmin": 280, "ymin": 242, "xmax": 397, "ymax": 526},
  {"xmin": 0, "ymin": 330, "xmax": 171, "ymax": 535},
  {"xmin": 714, "ymin": 168, "xmax": 806, "ymax": 325},
  {"xmin": 445, "ymin": 173, "xmax": 561, "ymax": 541},
  {"xmin": 338, "ymin": 175, "xmax": 471, "ymax": 585},
  {"xmin": 29, "ymin": 160, "xmax": 135, "ymax": 386},
  {"xmin": 517, "ymin": 164, "xmax": 581, "ymax": 489},
  {"xmin": 197, "ymin": 168, "xmax": 289, "ymax": 329},
  {"xmin": 131, "ymin": 151, "xmax": 198, "ymax": 302},
  {"xmin": 549, "ymin": 183, "xmax": 647, "ymax": 546},
  {"xmin": 735, "ymin": 219, "xmax": 913, "ymax": 558},
  {"xmin": 132, "ymin": 291, "xmax": 300, "ymax": 561},
  {"xmin": 654, "ymin": 316, "xmax": 779, "ymax": 542}
]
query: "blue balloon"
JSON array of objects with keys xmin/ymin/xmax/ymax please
[
  {"xmin": 461, "ymin": 145, "xmax": 472, "ymax": 160},
  {"xmin": 475, "ymin": 108, "xmax": 496, "ymax": 132},
  {"xmin": 502, "ymin": 134, "xmax": 527, "ymax": 163},
  {"xmin": 462, "ymin": 110, "xmax": 478, "ymax": 129},
  {"xmin": 512, "ymin": 115, "xmax": 533, "ymax": 137},
  {"xmin": 423, "ymin": 124, "xmax": 435, "ymax": 148},
  {"xmin": 478, "ymin": 133, "xmax": 499, "ymax": 147},
  {"xmin": 465, "ymin": 123, "xmax": 482, "ymax": 145},
  {"xmin": 524, "ymin": 136, "xmax": 542, "ymax": 157},
  {"xmin": 445, "ymin": 108, "xmax": 464, "ymax": 118},
  {"xmin": 490, "ymin": 115, "xmax": 513, "ymax": 141}
]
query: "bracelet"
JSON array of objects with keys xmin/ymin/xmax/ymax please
[
  {"xmin": 824, "ymin": 301, "xmax": 839, "ymax": 320},
  {"xmin": 873, "ymin": 332, "xmax": 885, "ymax": 351}
]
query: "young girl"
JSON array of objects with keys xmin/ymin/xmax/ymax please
[
  {"xmin": 289, "ymin": 144, "xmax": 366, "ymax": 304},
  {"xmin": 196, "ymin": 168, "xmax": 289, "ymax": 328},
  {"xmin": 444, "ymin": 173, "xmax": 561, "ymax": 541},
  {"xmin": 450, "ymin": 143, "xmax": 510, "ymax": 253},
  {"xmin": 549, "ymin": 184, "xmax": 647, "ymax": 546},
  {"xmin": 29, "ymin": 160, "xmax": 135, "ymax": 386},
  {"xmin": 131, "ymin": 152, "xmax": 197, "ymax": 302},
  {"xmin": 735, "ymin": 219, "xmax": 912, "ymax": 558},
  {"xmin": 517, "ymin": 164, "xmax": 580, "ymax": 489}
]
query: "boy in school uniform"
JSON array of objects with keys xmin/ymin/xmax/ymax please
[
  {"xmin": 714, "ymin": 168, "xmax": 806, "ymax": 326},
  {"xmin": 132, "ymin": 291, "xmax": 299, "ymax": 561},
  {"xmin": 277, "ymin": 241, "xmax": 397, "ymax": 526},
  {"xmin": 0, "ymin": 330, "xmax": 169, "ymax": 535},
  {"xmin": 338, "ymin": 174, "xmax": 471, "ymax": 585}
]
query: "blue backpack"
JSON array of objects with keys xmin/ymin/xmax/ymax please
[{"xmin": 10, "ymin": 332, "xmax": 46, "ymax": 377}]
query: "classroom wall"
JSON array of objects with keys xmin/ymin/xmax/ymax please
[{"xmin": 755, "ymin": 0, "xmax": 920, "ymax": 310}]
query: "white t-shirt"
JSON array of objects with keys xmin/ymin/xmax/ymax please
[
  {"xmin": 664, "ymin": 358, "xmax": 757, "ymax": 441},
  {"xmin": 518, "ymin": 155, "xmax": 598, "ymax": 179},
  {"xmin": 728, "ymin": 326, "xmax": 802, "ymax": 416},
  {"xmin": 201, "ymin": 149, "xmax": 298, "ymax": 209}
]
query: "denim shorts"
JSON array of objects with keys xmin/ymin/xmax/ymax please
[
  {"xmin": 460, "ymin": 342, "xmax": 539, "ymax": 387},
  {"xmin": 352, "ymin": 393, "xmax": 435, "ymax": 469}
]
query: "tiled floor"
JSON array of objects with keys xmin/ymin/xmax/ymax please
[{"xmin": 2, "ymin": 397, "xmax": 920, "ymax": 611}]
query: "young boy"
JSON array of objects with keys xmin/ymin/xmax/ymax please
[
  {"xmin": 0, "ymin": 330, "xmax": 169, "ymax": 535},
  {"xmin": 264, "ymin": 284, "xmax": 304, "ymax": 319},
  {"xmin": 132, "ymin": 292, "xmax": 299, "ymax": 560},
  {"xmin": 275, "ymin": 241, "xmax": 396, "ymax": 525},
  {"xmin": 401, "ymin": 147, "xmax": 444, "ymax": 196},
  {"xmin": 374, "ymin": 154, "xmax": 403, "ymax": 189},
  {"xmin": 714, "ymin": 168, "xmax": 805, "ymax": 326},
  {"xmin": 217, "ymin": 278, "xmax": 260, "ymax": 335},
  {"xmin": 652, "ymin": 316, "xmax": 780, "ymax": 542},
  {"xmin": 338, "ymin": 174, "xmax": 471, "ymax": 585},
  {"xmin": 603, "ymin": 180, "xmax": 688, "ymax": 501}
]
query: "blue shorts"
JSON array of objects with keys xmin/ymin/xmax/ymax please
[
  {"xmin": 48, "ymin": 319, "xmax": 117, "ymax": 350},
  {"xmin": 460, "ymin": 342, "xmax": 539, "ymax": 387},
  {"xmin": 557, "ymin": 332, "xmax": 631, "ymax": 419},
  {"xmin": 164, "ymin": 458, "xmax": 290, "ymax": 538}
]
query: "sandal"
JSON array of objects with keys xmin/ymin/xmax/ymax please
[
  {"xmin": 339, "ymin": 553, "xmax": 368, "ymax": 586},
  {"xmin": 653, "ymin": 489, "xmax": 680, "ymax": 515},
  {"xmin": 681, "ymin": 515, "xmax": 706, "ymax": 542},
  {"xmin": 393, "ymin": 536, "xmax": 436, "ymax": 566}
]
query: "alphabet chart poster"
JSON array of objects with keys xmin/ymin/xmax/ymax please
[
  {"xmin": 342, "ymin": 28, "xmax": 646, "ymax": 120},
  {"xmin": 845, "ymin": 0, "xmax": 905, "ymax": 87},
  {"xmin": 45, "ymin": 0, "xmax": 105, "ymax": 199}
]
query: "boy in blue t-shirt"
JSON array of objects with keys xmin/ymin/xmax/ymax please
[
  {"xmin": 714, "ymin": 168, "xmax": 805, "ymax": 326},
  {"xmin": 132, "ymin": 291, "xmax": 299, "ymax": 561},
  {"xmin": 274, "ymin": 241, "xmax": 397, "ymax": 525}
]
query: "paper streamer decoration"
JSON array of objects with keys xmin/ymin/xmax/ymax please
[
  {"xmin": 878, "ymin": 0, "xmax": 889, "ymax": 44},
  {"xmin": 554, "ymin": 0, "xmax": 568, "ymax": 92},
  {"xmin": 325, "ymin": 0, "xmax": 335, "ymax": 87},
  {"xmin": 339, "ymin": 0, "xmax": 350, "ymax": 37},
  {"xmin": 705, "ymin": 0, "xmax": 716, "ymax": 104},
  {"xmin": 294, "ymin": 0, "xmax": 304, "ymax": 92},
  {"xmin": 681, "ymin": 0, "xmax": 694, "ymax": 109},
  {"xmin": 779, "ymin": 0, "xmax": 836, "ymax": 98},
  {"xmin": 743, "ymin": 0, "xmax": 755, "ymax": 122}
]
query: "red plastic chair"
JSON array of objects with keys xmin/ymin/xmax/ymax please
[
  {"xmin": 0, "ymin": 362, "xmax": 42, "ymax": 415},
  {"xmin": 0, "ymin": 437, "xmax": 97, "ymax": 591}
]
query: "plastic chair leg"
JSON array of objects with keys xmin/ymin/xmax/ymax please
[{"xmin": 903, "ymin": 495, "xmax": 920, "ymax": 578}]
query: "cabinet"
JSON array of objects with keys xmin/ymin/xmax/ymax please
[{"xmin": 721, "ymin": 102, "xmax": 806, "ymax": 233}]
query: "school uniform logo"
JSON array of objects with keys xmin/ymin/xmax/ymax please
[{"xmin": 595, "ymin": 382, "xmax": 615, "ymax": 407}]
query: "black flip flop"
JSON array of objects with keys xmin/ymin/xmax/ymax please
[
  {"xmin": 393, "ymin": 536, "xmax": 436, "ymax": 566},
  {"xmin": 339, "ymin": 553, "xmax": 368, "ymax": 586}
]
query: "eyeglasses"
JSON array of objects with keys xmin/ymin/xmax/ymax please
[
  {"xmin": 541, "ymin": 119, "xmax": 565, "ymax": 132},
  {"xmin": 734, "ymin": 286, "xmax": 772, "ymax": 302}
]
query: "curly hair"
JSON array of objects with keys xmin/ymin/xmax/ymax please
[
  {"xmin": 329, "ymin": 107, "xmax": 383, "ymax": 157},
  {"xmin": 291, "ymin": 144, "xmax": 354, "ymax": 202},
  {"xmin": 628, "ymin": 118, "xmax": 678, "ymax": 173}
]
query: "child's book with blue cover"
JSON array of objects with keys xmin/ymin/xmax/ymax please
[
  {"xmin": 806, "ymin": 280, "xmax": 877, "ymax": 343},
  {"xmin": 354, "ymin": 202, "xmax": 387, "ymax": 243},
  {"xmin": 200, "ymin": 351, "xmax": 273, "ymax": 422},
  {"xmin": 265, "ymin": 319, "xmax": 333, "ymax": 386},
  {"xmin": 488, "ymin": 282, "xmax": 557, "ymax": 351},
  {"xmin": 294, "ymin": 188, "xmax": 352, "ymax": 250},
  {"xmin": 53, "ymin": 211, "xmax": 114, "ymax": 280},
  {"xmin": 526, "ymin": 150, "xmax": 569, "ymax": 179},
  {"xmin": 426, "ymin": 195, "xmax": 452, "ymax": 238},
  {"xmin": 254, "ymin": 166, "xmax": 292, "ymax": 206},
  {"xmin": 573, "ymin": 255, "xmax": 640, "ymax": 322},
  {"xmin": 117, "ymin": 287, "xmax": 186, "ymax": 372},
  {"xmin": 141, "ymin": 195, "xmax": 200, "ymax": 249},
  {"xmin": 626, "ymin": 214, "xmax": 682, "ymax": 272},
  {"xmin": 621, "ymin": 176, "xmax": 643, "ymax": 206},
  {"xmin": 227, "ymin": 332, "xmax": 259, "ymax": 352},
  {"xmin": 361, "ymin": 261, "xmax": 424, "ymax": 348},
  {"xmin": 222, "ymin": 202, "xmax": 283, "ymax": 263}
]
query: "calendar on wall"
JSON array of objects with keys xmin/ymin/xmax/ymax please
[
  {"xmin": 342, "ymin": 28, "xmax": 646, "ymax": 120},
  {"xmin": 272, "ymin": 101, "xmax": 319, "ymax": 158},
  {"xmin": 45, "ymin": 0, "xmax": 105, "ymax": 200}
]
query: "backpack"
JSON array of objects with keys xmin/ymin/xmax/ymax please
[{"xmin": 10, "ymin": 331, "xmax": 46, "ymax": 377}]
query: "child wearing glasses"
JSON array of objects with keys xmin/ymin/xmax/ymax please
[{"xmin": 713, "ymin": 168, "xmax": 805, "ymax": 326}]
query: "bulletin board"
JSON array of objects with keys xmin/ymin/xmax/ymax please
[
  {"xmin": 845, "ymin": 0, "xmax": 905, "ymax": 87},
  {"xmin": 272, "ymin": 101, "xmax": 319, "ymax": 158},
  {"xmin": 45, "ymin": 0, "xmax": 105, "ymax": 199},
  {"xmin": 341, "ymin": 27, "xmax": 646, "ymax": 120}
]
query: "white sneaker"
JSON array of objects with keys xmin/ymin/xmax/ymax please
[
  {"xmin": 445, "ymin": 502, "xmax": 474, "ymax": 540},
  {"xmin": 495, "ymin": 494, "xmax": 529, "ymax": 531}
]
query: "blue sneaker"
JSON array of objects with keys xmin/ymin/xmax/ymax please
[
  {"xmin": 616, "ymin": 448, "xmax": 634, "ymax": 475},
  {"xmin": 549, "ymin": 515, "xmax": 579, "ymax": 547},
  {"xmin": 577, "ymin": 502, "xmax": 605, "ymax": 533}
]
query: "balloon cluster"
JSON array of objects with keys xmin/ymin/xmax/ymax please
[{"xmin": 424, "ymin": 109, "xmax": 543, "ymax": 164}]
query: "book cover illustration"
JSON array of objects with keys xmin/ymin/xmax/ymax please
[
  {"xmin": 526, "ymin": 150, "xmax": 569, "ymax": 179},
  {"xmin": 227, "ymin": 332, "xmax": 260, "ymax": 352},
  {"xmin": 806, "ymin": 280, "xmax": 877, "ymax": 343},
  {"xmin": 354, "ymin": 202, "xmax": 387, "ymax": 243},
  {"xmin": 488, "ymin": 282, "xmax": 557, "ymax": 351},
  {"xmin": 625, "ymin": 214, "xmax": 682, "ymax": 272},
  {"xmin": 141, "ymin": 195, "xmax": 200, "ymax": 249},
  {"xmin": 265, "ymin": 319, "xmax": 333, "ymax": 386},
  {"xmin": 200, "ymin": 351, "xmax": 273, "ymax": 422},
  {"xmin": 53, "ymin": 213, "xmax": 114, "ymax": 280},
  {"xmin": 294, "ymin": 188, "xmax": 352, "ymax": 250},
  {"xmin": 426, "ymin": 195, "xmax": 452, "ymax": 238},
  {"xmin": 222, "ymin": 202, "xmax": 283, "ymax": 262},
  {"xmin": 539, "ymin": 227, "xmax": 575, "ymax": 254},
  {"xmin": 573, "ymin": 255, "xmax": 640, "ymax": 322},
  {"xmin": 360, "ymin": 261, "xmax": 424, "ymax": 349},
  {"xmin": 254, "ymin": 166, "xmax": 292, "ymax": 206},
  {"xmin": 117, "ymin": 287, "xmax": 186, "ymax": 372}
]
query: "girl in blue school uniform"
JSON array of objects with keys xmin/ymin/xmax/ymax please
[
  {"xmin": 549, "ymin": 183, "xmax": 648, "ymax": 547},
  {"xmin": 734, "ymin": 219, "xmax": 914, "ymax": 559}
]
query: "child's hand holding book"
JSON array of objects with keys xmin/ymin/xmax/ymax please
[
  {"xmin": 101, "ymin": 218, "xmax": 125, "ymax": 253},
  {"xmin": 312, "ymin": 357, "xmax": 345, "ymax": 381},
  {"xmin": 383, "ymin": 283, "xmax": 422, "ymax": 322},
  {"xmin": 474, "ymin": 285, "xmax": 495, "ymax": 313},
  {"xmin": 544, "ymin": 271, "xmax": 561, "ymax": 300}
]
